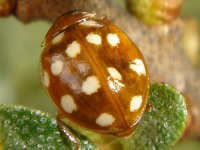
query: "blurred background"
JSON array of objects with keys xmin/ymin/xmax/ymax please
[{"xmin": 0, "ymin": 0, "xmax": 199, "ymax": 149}]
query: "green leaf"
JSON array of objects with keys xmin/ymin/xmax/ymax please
[
  {"xmin": 0, "ymin": 83, "xmax": 188, "ymax": 150},
  {"xmin": 0, "ymin": 105, "xmax": 98, "ymax": 150},
  {"xmin": 122, "ymin": 83, "xmax": 188, "ymax": 150}
]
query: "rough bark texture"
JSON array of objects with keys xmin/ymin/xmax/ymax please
[{"xmin": 1, "ymin": 0, "xmax": 200, "ymax": 138}]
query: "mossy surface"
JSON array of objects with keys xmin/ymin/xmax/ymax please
[{"xmin": 0, "ymin": 105, "xmax": 98, "ymax": 150}]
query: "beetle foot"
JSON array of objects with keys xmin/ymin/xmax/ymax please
[{"xmin": 57, "ymin": 117, "xmax": 81, "ymax": 150}]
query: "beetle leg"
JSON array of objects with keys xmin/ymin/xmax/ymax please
[{"xmin": 57, "ymin": 115, "xmax": 81, "ymax": 150}]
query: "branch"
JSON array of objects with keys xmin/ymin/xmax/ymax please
[{"xmin": 1, "ymin": 0, "xmax": 200, "ymax": 138}]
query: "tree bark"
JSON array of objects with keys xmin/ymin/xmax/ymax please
[{"xmin": 2, "ymin": 0, "xmax": 200, "ymax": 138}]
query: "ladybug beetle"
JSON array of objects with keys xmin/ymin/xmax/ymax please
[{"xmin": 41, "ymin": 10, "xmax": 149, "ymax": 144}]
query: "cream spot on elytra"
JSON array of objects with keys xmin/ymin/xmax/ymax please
[
  {"xmin": 51, "ymin": 60, "xmax": 64, "ymax": 76},
  {"xmin": 129, "ymin": 59, "xmax": 146, "ymax": 76},
  {"xmin": 86, "ymin": 33, "xmax": 102, "ymax": 45},
  {"xmin": 61, "ymin": 95, "xmax": 77, "ymax": 113},
  {"xmin": 107, "ymin": 33, "xmax": 120, "ymax": 46},
  {"xmin": 96, "ymin": 113, "xmax": 115, "ymax": 127},
  {"xmin": 42, "ymin": 71, "xmax": 50, "ymax": 87},
  {"xmin": 107, "ymin": 67, "xmax": 122, "ymax": 80},
  {"xmin": 107, "ymin": 77, "xmax": 125, "ymax": 93},
  {"xmin": 65, "ymin": 41, "xmax": 81, "ymax": 58},
  {"xmin": 82, "ymin": 76, "xmax": 101, "ymax": 95},
  {"xmin": 52, "ymin": 32, "xmax": 64, "ymax": 45},
  {"xmin": 130, "ymin": 96, "xmax": 143, "ymax": 112}
]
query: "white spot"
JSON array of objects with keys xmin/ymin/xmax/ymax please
[
  {"xmin": 42, "ymin": 71, "xmax": 50, "ymax": 87},
  {"xmin": 107, "ymin": 77, "xmax": 125, "ymax": 93},
  {"xmin": 86, "ymin": 33, "xmax": 102, "ymax": 45},
  {"xmin": 52, "ymin": 32, "xmax": 64, "ymax": 45},
  {"xmin": 61, "ymin": 95, "xmax": 77, "ymax": 113},
  {"xmin": 107, "ymin": 67, "xmax": 122, "ymax": 80},
  {"xmin": 82, "ymin": 76, "xmax": 101, "ymax": 95},
  {"xmin": 65, "ymin": 41, "xmax": 81, "ymax": 58},
  {"xmin": 79, "ymin": 20, "xmax": 103, "ymax": 27},
  {"xmin": 107, "ymin": 33, "xmax": 120, "ymax": 46},
  {"xmin": 51, "ymin": 60, "xmax": 64, "ymax": 76},
  {"xmin": 129, "ymin": 59, "xmax": 146, "ymax": 76},
  {"xmin": 130, "ymin": 96, "xmax": 143, "ymax": 112},
  {"xmin": 96, "ymin": 113, "xmax": 115, "ymax": 127}
]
